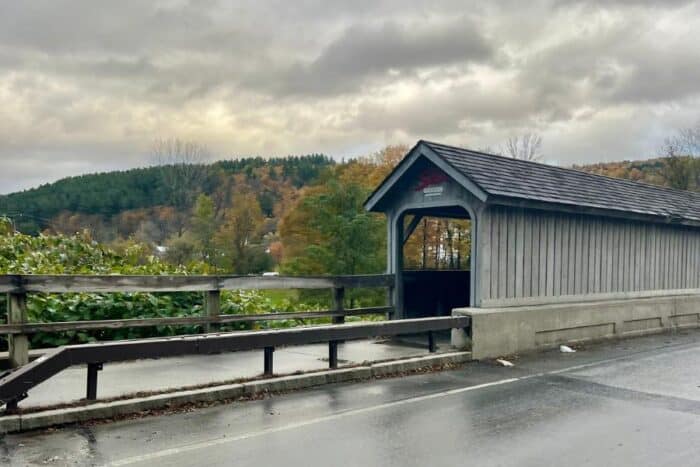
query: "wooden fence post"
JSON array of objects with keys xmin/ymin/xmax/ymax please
[
  {"xmin": 332, "ymin": 287, "xmax": 345, "ymax": 325},
  {"xmin": 386, "ymin": 284, "xmax": 395, "ymax": 320},
  {"xmin": 204, "ymin": 290, "xmax": 221, "ymax": 333},
  {"xmin": 7, "ymin": 292, "xmax": 29, "ymax": 368}
]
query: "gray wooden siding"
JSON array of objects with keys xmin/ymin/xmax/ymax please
[{"xmin": 482, "ymin": 206, "xmax": 700, "ymax": 304}]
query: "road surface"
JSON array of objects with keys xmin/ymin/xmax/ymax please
[{"xmin": 3, "ymin": 329, "xmax": 700, "ymax": 466}]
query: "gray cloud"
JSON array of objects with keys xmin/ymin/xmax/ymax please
[
  {"xmin": 1, "ymin": 0, "xmax": 700, "ymax": 193},
  {"xmin": 263, "ymin": 17, "xmax": 494, "ymax": 96}
]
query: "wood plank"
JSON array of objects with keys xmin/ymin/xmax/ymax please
[
  {"xmin": 0, "ymin": 274, "xmax": 394, "ymax": 294},
  {"xmin": 7, "ymin": 293, "xmax": 29, "ymax": 367},
  {"xmin": 605, "ymin": 221, "xmax": 614, "ymax": 293},
  {"xmin": 0, "ymin": 275, "xmax": 21, "ymax": 294},
  {"xmin": 690, "ymin": 231, "xmax": 700, "ymax": 288},
  {"xmin": 592, "ymin": 218, "xmax": 600, "ymax": 294},
  {"xmin": 578, "ymin": 217, "xmax": 588, "ymax": 295},
  {"xmin": 491, "ymin": 208, "xmax": 501, "ymax": 299},
  {"xmin": 546, "ymin": 214, "xmax": 555, "ymax": 296},
  {"xmin": 561, "ymin": 216, "xmax": 571, "ymax": 295},
  {"xmin": 204, "ymin": 290, "xmax": 221, "ymax": 333},
  {"xmin": 515, "ymin": 210, "xmax": 525, "ymax": 298},
  {"xmin": 634, "ymin": 223, "xmax": 642, "ymax": 291},
  {"xmin": 650, "ymin": 225, "xmax": 657, "ymax": 290},
  {"xmin": 531, "ymin": 215, "xmax": 541, "ymax": 298},
  {"xmin": 479, "ymin": 209, "xmax": 493, "ymax": 302},
  {"xmin": 0, "ymin": 306, "xmax": 394, "ymax": 334},
  {"xmin": 568, "ymin": 216, "xmax": 577, "ymax": 295},
  {"xmin": 498, "ymin": 208, "xmax": 508, "ymax": 300},
  {"xmin": 21, "ymin": 275, "xmax": 220, "ymax": 293},
  {"xmin": 553, "ymin": 215, "xmax": 563, "ymax": 296},
  {"xmin": 506, "ymin": 210, "xmax": 516, "ymax": 298}
]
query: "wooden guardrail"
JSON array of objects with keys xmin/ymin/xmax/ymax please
[
  {"xmin": 0, "ymin": 316, "xmax": 470, "ymax": 411},
  {"xmin": 1, "ymin": 274, "xmax": 395, "ymax": 370}
]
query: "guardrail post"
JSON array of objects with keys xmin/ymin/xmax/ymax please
[
  {"xmin": 7, "ymin": 292, "xmax": 29, "ymax": 368},
  {"xmin": 332, "ymin": 287, "xmax": 345, "ymax": 325},
  {"xmin": 204, "ymin": 290, "xmax": 221, "ymax": 333},
  {"xmin": 428, "ymin": 331, "xmax": 437, "ymax": 353},
  {"xmin": 264, "ymin": 346, "xmax": 274, "ymax": 376},
  {"xmin": 86, "ymin": 363, "xmax": 103, "ymax": 400},
  {"xmin": 328, "ymin": 340, "xmax": 338, "ymax": 369}
]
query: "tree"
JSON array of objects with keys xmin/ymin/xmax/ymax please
[
  {"xmin": 151, "ymin": 138, "xmax": 213, "ymax": 235},
  {"xmin": 165, "ymin": 233, "xmax": 199, "ymax": 266},
  {"xmin": 660, "ymin": 154, "xmax": 694, "ymax": 191},
  {"xmin": 280, "ymin": 179, "xmax": 385, "ymax": 276},
  {"xmin": 214, "ymin": 192, "xmax": 266, "ymax": 274},
  {"xmin": 191, "ymin": 194, "xmax": 217, "ymax": 263},
  {"xmin": 660, "ymin": 123, "xmax": 700, "ymax": 191},
  {"xmin": 501, "ymin": 133, "xmax": 543, "ymax": 161}
]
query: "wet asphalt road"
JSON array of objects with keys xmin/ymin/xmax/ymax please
[{"xmin": 3, "ymin": 330, "xmax": 700, "ymax": 466}]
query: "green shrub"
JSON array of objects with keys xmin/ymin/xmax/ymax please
[{"xmin": 0, "ymin": 229, "xmax": 296, "ymax": 348}]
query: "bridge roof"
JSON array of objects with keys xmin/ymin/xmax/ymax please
[{"xmin": 365, "ymin": 140, "xmax": 700, "ymax": 226}]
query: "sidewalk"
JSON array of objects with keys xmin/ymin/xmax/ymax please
[{"xmin": 20, "ymin": 336, "xmax": 449, "ymax": 408}]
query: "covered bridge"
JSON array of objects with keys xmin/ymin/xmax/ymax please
[{"xmin": 365, "ymin": 141, "xmax": 700, "ymax": 356}]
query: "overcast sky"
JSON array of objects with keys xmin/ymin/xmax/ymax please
[{"xmin": 1, "ymin": 0, "xmax": 699, "ymax": 194}]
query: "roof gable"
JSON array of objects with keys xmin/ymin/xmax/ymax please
[{"xmin": 364, "ymin": 141, "xmax": 488, "ymax": 212}]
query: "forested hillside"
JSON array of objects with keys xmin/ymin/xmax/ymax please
[
  {"xmin": 573, "ymin": 158, "xmax": 668, "ymax": 186},
  {"xmin": 0, "ymin": 155, "xmax": 332, "ymax": 237}
]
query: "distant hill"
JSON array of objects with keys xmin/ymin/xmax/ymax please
[
  {"xmin": 0, "ymin": 152, "xmax": 676, "ymax": 240},
  {"xmin": 0, "ymin": 155, "xmax": 333, "ymax": 235},
  {"xmin": 572, "ymin": 157, "xmax": 668, "ymax": 187}
]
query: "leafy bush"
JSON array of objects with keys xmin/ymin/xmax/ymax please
[{"xmin": 0, "ymin": 224, "xmax": 295, "ymax": 348}]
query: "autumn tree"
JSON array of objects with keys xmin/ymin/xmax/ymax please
[
  {"xmin": 214, "ymin": 192, "xmax": 268, "ymax": 273},
  {"xmin": 280, "ymin": 178, "xmax": 385, "ymax": 276},
  {"xmin": 191, "ymin": 194, "xmax": 217, "ymax": 263},
  {"xmin": 403, "ymin": 217, "xmax": 471, "ymax": 270}
]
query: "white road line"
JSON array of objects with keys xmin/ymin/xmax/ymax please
[{"xmin": 107, "ymin": 342, "xmax": 700, "ymax": 466}]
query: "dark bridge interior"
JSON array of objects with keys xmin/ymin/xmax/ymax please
[{"xmin": 403, "ymin": 270, "xmax": 470, "ymax": 318}]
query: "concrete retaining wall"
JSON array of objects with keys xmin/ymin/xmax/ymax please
[{"xmin": 452, "ymin": 294, "xmax": 700, "ymax": 359}]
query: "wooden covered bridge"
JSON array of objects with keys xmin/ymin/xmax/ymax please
[{"xmin": 366, "ymin": 141, "xmax": 700, "ymax": 356}]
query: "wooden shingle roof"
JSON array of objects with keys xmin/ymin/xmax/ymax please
[
  {"xmin": 423, "ymin": 141, "xmax": 700, "ymax": 222},
  {"xmin": 365, "ymin": 140, "xmax": 700, "ymax": 225}
]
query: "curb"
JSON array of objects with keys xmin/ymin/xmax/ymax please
[{"xmin": 0, "ymin": 351, "xmax": 471, "ymax": 434}]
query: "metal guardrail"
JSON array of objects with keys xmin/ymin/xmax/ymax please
[
  {"xmin": 1, "ymin": 274, "xmax": 395, "ymax": 370},
  {"xmin": 0, "ymin": 316, "xmax": 470, "ymax": 411}
]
